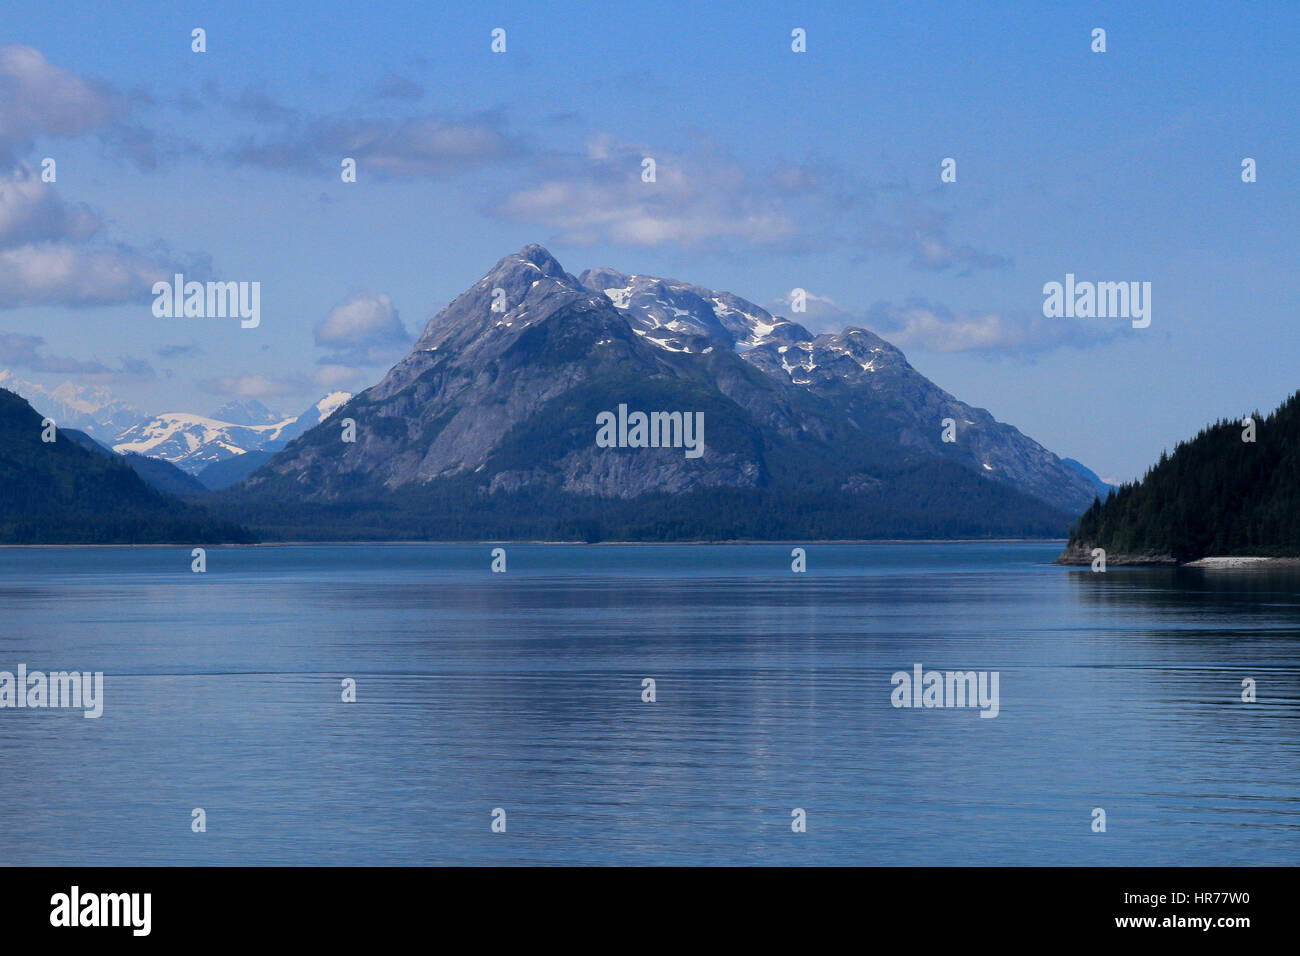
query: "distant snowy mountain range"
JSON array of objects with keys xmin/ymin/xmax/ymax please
[
  {"xmin": 0, "ymin": 372, "xmax": 143, "ymax": 445},
  {"xmin": 0, "ymin": 372, "xmax": 349, "ymax": 483},
  {"xmin": 113, "ymin": 412, "xmax": 296, "ymax": 472}
]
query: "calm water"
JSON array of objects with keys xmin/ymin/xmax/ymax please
[{"xmin": 0, "ymin": 542, "xmax": 1296, "ymax": 865}]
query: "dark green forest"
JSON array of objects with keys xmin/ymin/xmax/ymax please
[
  {"xmin": 1068, "ymin": 391, "xmax": 1300, "ymax": 562},
  {"xmin": 0, "ymin": 389, "xmax": 252, "ymax": 544}
]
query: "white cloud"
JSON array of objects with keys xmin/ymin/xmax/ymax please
[
  {"xmin": 764, "ymin": 291, "xmax": 856, "ymax": 335},
  {"xmin": 0, "ymin": 45, "xmax": 124, "ymax": 160},
  {"xmin": 198, "ymin": 374, "xmax": 301, "ymax": 400},
  {"xmin": 229, "ymin": 111, "xmax": 522, "ymax": 178},
  {"xmin": 493, "ymin": 134, "xmax": 1011, "ymax": 272},
  {"xmin": 0, "ymin": 167, "xmax": 98, "ymax": 246},
  {"xmin": 314, "ymin": 291, "xmax": 409, "ymax": 365},
  {"xmin": 866, "ymin": 298, "xmax": 1124, "ymax": 354},
  {"xmin": 313, "ymin": 364, "xmax": 365, "ymax": 389},
  {"xmin": 755, "ymin": 290, "xmax": 1126, "ymax": 354},
  {"xmin": 0, "ymin": 239, "xmax": 167, "ymax": 308},
  {"xmin": 0, "ymin": 165, "xmax": 180, "ymax": 308},
  {"xmin": 315, "ymin": 291, "xmax": 405, "ymax": 347},
  {"xmin": 495, "ymin": 136, "xmax": 800, "ymax": 248}
]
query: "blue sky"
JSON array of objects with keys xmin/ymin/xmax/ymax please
[{"xmin": 1, "ymin": 0, "xmax": 1296, "ymax": 480}]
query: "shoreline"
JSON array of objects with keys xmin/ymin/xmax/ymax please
[
  {"xmin": 0, "ymin": 537, "xmax": 1069, "ymax": 549},
  {"xmin": 1182, "ymin": 556, "xmax": 1300, "ymax": 568},
  {"xmin": 1055, "ymin": 542, "xmax": 1176, "ymax": 566},
  {"xmin": 1057, "ymin": 542, "xmax": 1300, "ymax": 568}
]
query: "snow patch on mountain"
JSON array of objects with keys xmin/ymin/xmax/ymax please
[
  {"xmin": 577, "ymin": 268, "xmax": 813, "ymax": 355},
  {"xmin": 113, "ymin": 413, "xmax": 295, "ymax": 473}
]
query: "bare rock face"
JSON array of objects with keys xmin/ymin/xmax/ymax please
[{"xmin": 240, "ymin": 244, "xmax": 1100, "ymax": 525}]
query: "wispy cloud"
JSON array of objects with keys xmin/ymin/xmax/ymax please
[
  {"xmin": 763, "ymin": 290, "xmax": 1124, "ymax": 354},
  {"xmin": 491, "ymin": 133, "xmax": 1010, "ymax": 271},
  {"xmin": 865, "ymin": 298, "xmax": 1124, "ymax": 354},
  {"xmin": 493, "ymin": 134, "xmax": 806, "ymax": 249},
  {"xmin": 0, "ymin": 330, "xmax": 155, "ymax": 379},
  {"xmin": 156, "ymin": 343, "xmax": 203, "ymax": 359},
  {"xmin": 764, "ymin": 290, "xmax": 858, "ymax": 335},
  {"xmin": 861, "ymin": 196, "xmax": 1013, "ymax": 274},
  {"xmin": 313, "ymin": 363, "xmax": 367, "ymax": 390},
  {"xmin": 370, "ymin": 74, "xmax": 425, "ymax": 101},
  {"xmin": 197, "ymin": 373, "xmax": 304, "ymax": 400},
  {"xmin": 226, "ymin": 102, "xmax": 526, "ymax": 178}
]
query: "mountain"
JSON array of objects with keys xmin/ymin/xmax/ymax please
[
  {"xmin": 1061, "ymin": 458, "xmax": 1115, "ymax": 497},
  {"xmin": 120, "ymin": 451, "xmax": 210, "ymax": 496},
  {"xmin": 576, "ymin": 267, "xmax": 812, "ymax": 351},
  {"xmin": 1062, "ymin": 393, "xmax": 1300, "ymax": 564},
  {"xmin": 0, "ymin": 373, "xmax": 353, "ymax": 478},
  {"xmin": 214, "ymin": 245, "xmax": 1098, "ymax": 541},
  {"xmin": 0, "ymin": 389, "xmax": 251, "ymax": 544},
  {"xmin": 61, "ymin": 428, "xmax": 207, "ymax": 496},
  {"xmin": 59, "ymin": 427, "xmax": 110, "ymax": 455},
  {"xmin": 0, "ymin": 372, "xmax": 146, "ymax": 443},
  {"xmin": 209, "ymin": 400, "xmax": 282, "ymax": 426},
  {"xmin": 112, "ymin": 412, "xmax": 296, "ymax": 474},
  {"xmin": 275, "ymin": 391, "xmax": 352, "ymax": 444},
  {"xmin": 579, "ymin": 265, "xmax": 1098, "ymax": 514},
  {"xmin": 195, "ymin": 392, "xmax": 351, "ymax": 488},
  {"xmin": 197, "ymin": 449, "xmax": 276, "ymax": 490},
  {"xmin": 111, "ymin": 393, "xmax": 352, "ymax": 477}
]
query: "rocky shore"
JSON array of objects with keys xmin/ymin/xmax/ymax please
[
  {"xmin": 1182, "ymin": 556, "xmax": 1300, "ymax": 568},
  {"xmin": 1055, "ymin": 542, "xmax": 1176, "ymax": 566},
  {"xmin": 1057, "ymin": 542, "xmax": 1300, "ymax": 567}
]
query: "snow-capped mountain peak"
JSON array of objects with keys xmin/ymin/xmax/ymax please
[
  {"xmin": 576, "ymin": 268, "xmax": 813, "ymax": 353},
  {"xmin": 315, "ymin": 391, "xmax": 350, "ymax": 420},
  {"xmin": 234, "ymin": 244, "xmax": 1104, "ymax": 520},
  {"xmin": 208, "ymin": 399, "xmax": 282, "ymax": 426}
]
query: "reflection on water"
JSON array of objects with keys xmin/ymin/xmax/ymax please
[{"xmin": 0, "ymin": 542, "xmax": 1296, "ymax": 865}]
